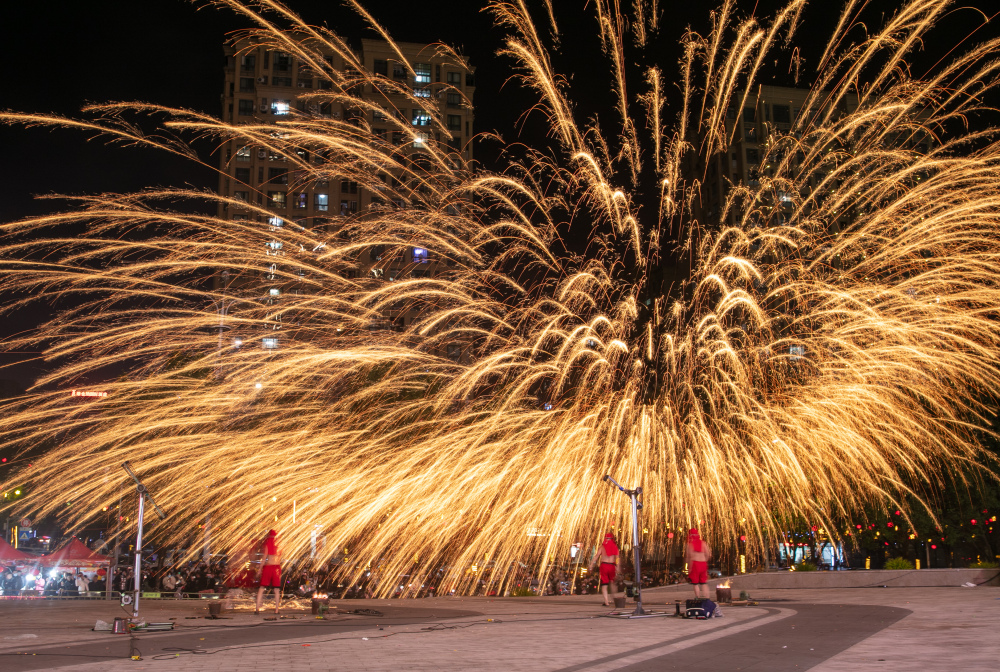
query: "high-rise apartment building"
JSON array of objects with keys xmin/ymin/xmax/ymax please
[
  {"xmin": 216, "ymin": 38, "xmax": 475, "ymax": 352},
  {"xmin": 696, "ymin": 85, "xmax": 861, "ymax": 231}
]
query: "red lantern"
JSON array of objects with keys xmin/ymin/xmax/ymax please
[
  {"xmin": 971, "ymin": 519, "xmax": 977, "ymax": 525},
  {"xmin": 894, "ymin": 510, "xmax": 900, "ymax": 516},
  {"xmin": 667, "ymin": 532, "xmax": 674, "ymax": 539},
  {"xmin": 740, "ymin": 535, "xmax": 747, "ymax": 542},
  {"xmin": 856, "ymin": 524, "xmax": 862, "ymax": 529},
  {"xmin": 887, "ymin": 522, "xmax": 893, "ymax": 528},
  {"xmin": 931, "ymin": 545, "xmax": 937, "ymax": 549},
  {"xmin": 811, "ymin": 525, "xmax": 818, "ymax": 532}
]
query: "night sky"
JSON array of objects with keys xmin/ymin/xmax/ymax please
[{"xmin": 2, "ymin": 0, "xmax": 997, "ymax": 390}]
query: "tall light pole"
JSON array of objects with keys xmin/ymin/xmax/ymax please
[{"xmin": 602, "ymin": 475, "xmax": 645, "ymax": 616}]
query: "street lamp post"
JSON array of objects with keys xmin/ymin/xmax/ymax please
[{"xmin": 602, "ymin": 475, "xmax": 645, "ymax": 616}]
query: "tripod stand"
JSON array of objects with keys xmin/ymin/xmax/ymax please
[
  {"xmin": 602, "ymin": 475, "xmax": 645, "ymax": 616},
  {"xmin": 121, "ymin": 461, "xmax": 167, "ymax": 622}
]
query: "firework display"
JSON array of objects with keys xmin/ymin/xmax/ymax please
[{"xmin": 2, "ymin": 0, "xmax": 1000, "ymax": 594}]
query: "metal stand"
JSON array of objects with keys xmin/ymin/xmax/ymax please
[
  {"xmin": 603, "ymin": 475, "xmax": 646, "ymax": 616},
  {"xmin": 122, "ymin": 461, "xmax": 167, "ymax": 622}
]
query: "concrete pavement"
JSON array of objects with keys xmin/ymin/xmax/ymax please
[{"xmin": 0, "ymin": 583, "xmax": 996, "ymax": 671}]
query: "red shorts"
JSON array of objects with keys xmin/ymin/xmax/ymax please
[
  {"xmin": 689, "ymin": 560, "xmax": 708, "ymax": 585},
  {"xmin": 260, "ymin": 564, "xmax": 281, "ymax": 587},
  {"xmin": 599, "ymin": 563, "xmax": 616, "ymax": 586}
]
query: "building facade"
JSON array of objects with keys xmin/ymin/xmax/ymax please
[{"xmin": 215, "ymin": 38, "xmax": 475, "ymax": 353}]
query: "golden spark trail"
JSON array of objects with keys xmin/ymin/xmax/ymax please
[{"xmin": 1, "ymin": 0, "xmax": 1000, "ymax": 594}]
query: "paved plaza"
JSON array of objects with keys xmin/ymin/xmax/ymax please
[{"xmin": 0, "ymin": 583, "xmax": 996, "ymax": 671}]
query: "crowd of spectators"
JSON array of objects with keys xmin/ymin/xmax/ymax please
[
  {"xmin": 3, "ymin": 534, "xmax": 692, "ymax": 600},
  {"xmin": 0, "ymin": 566, "xmax": 107, "ymax": 596}
]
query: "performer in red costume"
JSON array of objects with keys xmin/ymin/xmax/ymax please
[
  {"xmin": 256, "ymin": 529, "xmax": 282, "ymax": 615},
  {"xmin": 685, "ymin": 528, "xmax": 712, "ymax": 598},
  {"xmin": 588, "ymin": 532, "xmax": 621, "ymax": 607}
]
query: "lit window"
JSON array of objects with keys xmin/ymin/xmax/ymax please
[
  {"xmin": 315, "ymin": 193, "xmax": 329, "ymax": 211},
  {"xmin": 262, "ymin": 338, "xmax": 279, "ymax": 350},
  {"xmin": 789, "ymin": 345, "xmax": 805, "ymax": 361},
  {"xmin": 269, "ymin": 288, "xmax": 281, "ymax": 297},
  {"xmin": 233, "ymin": 338, "xmax": 243, "ymax": 348},
  {"xmin": 412, "ymin": 247, "xmax": 428, "ymax": 263},
  {"xmin": 414, "ymin": 63, "xmax": 431, "ymax": 84},
  {"xmin": 413, "ymin": 87, "xmax": 430, "ymax": 98},
  {"xmin": 271, "ymin": 100, "xmax": 291, "ymax": 115},
  {"xmin": 266, "ymin": 240, "xmax": 283, "ymax": 251},
  {"xmin": 236, "ymin": 146, "xmax": 252, "ymax": 162},
  {"xmin": 293, "ymin": 192, "xmax": 308, "ymax": 209},
  {"xmin": 413, "ymin": 132, "xmax": 429, "ymax": 149},
  {"xmin": 412, "ymin": 110, "xmax": 432, "ymax": 126},
  {"xmin": 268, "ymin": 191, "xmax": 286, "ymax": 208},
  {"xmin": 268, "ymin": 216, "xmax": 283, "ymax": 229}
]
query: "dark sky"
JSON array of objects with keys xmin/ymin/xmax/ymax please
[
  {"xmin": 8, "ymin": 0, "xmax": 994, "ymax": 220},
  {"xmin": 1, "ymin": 0, "xmax": 997, "ymax": 389}
]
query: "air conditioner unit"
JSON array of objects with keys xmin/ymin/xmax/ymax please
[
  {"xmin": 258, "ymin": 149, "xmax": 267, "ymax": 159},
  {"xmin": 331, "ymin": 111, "xmax": 340, "ymax": 118},
  {"xmin": 257, "ymin": 77, "xmax": 266, "ymax": 83}
]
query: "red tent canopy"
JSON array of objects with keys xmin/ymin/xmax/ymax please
[
  {"xmin": 40, "ymin": 537, "xmax": 110, "ymax": 567},
  {"xmin": 0, "ymin": 538, "xmax": 34, "ymax": 564}
]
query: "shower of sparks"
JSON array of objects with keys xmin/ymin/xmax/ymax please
[{"xmin": 2, "ymin": 0, "xmax": 1000, "ymax": 594}]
